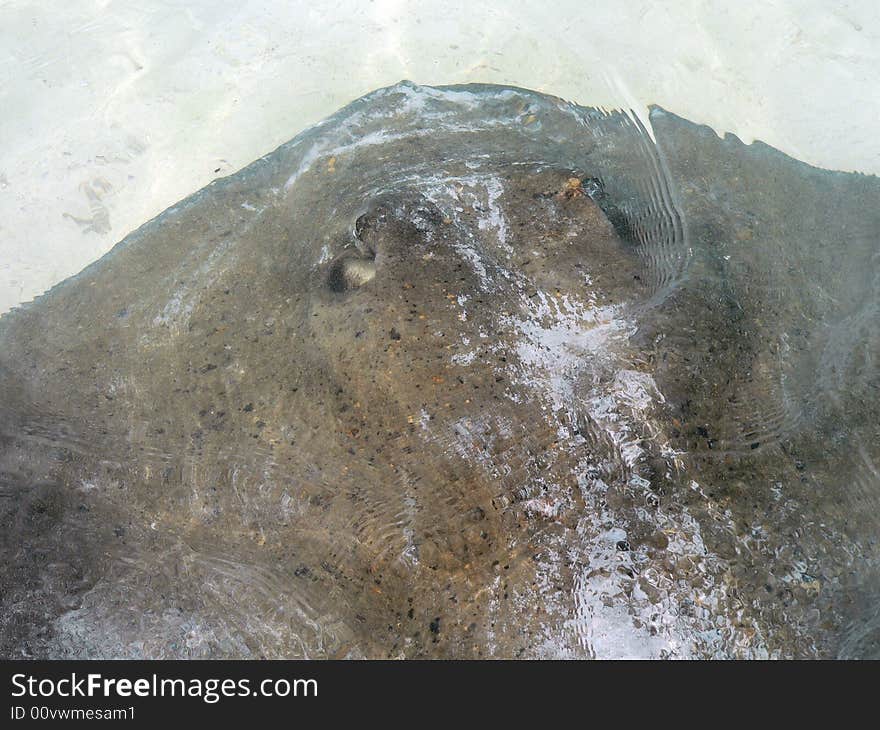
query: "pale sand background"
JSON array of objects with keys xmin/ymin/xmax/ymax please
[{"xmin": 1, "ymin": 0, "xmax": 878, "ymax": 314}]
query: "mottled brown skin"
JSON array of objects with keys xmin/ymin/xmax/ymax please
[
  {"xmin": 2, "ymin": 83, "xmax": 879, "ymax": 658},
  {"xmin": 303, "ymin": 173, "xmax": 645, "ymax": 656},
  {"xmin": 0, "ymin": 159, "xmax": 642, "ymax": 657}
]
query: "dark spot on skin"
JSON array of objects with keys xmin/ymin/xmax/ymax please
[{"xmin": 327, "ymin": 259, "xmax": 350, "ymax": 293}]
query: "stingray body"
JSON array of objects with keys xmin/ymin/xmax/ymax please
[{"xmin": 1, "ymin": 82, "xmax": 878, "ymax": 658}]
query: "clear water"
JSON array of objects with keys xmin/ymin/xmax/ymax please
[{"xmin": 1, "ymin": 4, "xmax": 879, "ymax": 660}]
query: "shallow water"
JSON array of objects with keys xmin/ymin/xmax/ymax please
[
  {"xmin": 3, "ymin": 2, "xmax": 879, "ymax": 315},
  {"xmin": 1, "ymin": 80, "xmax": 878, "ymax": 658}
]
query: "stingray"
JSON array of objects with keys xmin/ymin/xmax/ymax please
[{"xmin": 1, "ymin": 82, "xmax": 878, "ymax": 659}]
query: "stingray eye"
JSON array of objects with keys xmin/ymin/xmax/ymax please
[
  {"xmin": 327, "ymin": 255, "xmax": 376, "ymax": 292},
  {"xmin": 325, "ymin": 207, "xmax": 388, "ymax": 293},
  {"xmin": 354, "ymin": 206, "xmax": 388, "ymax": 247}
]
